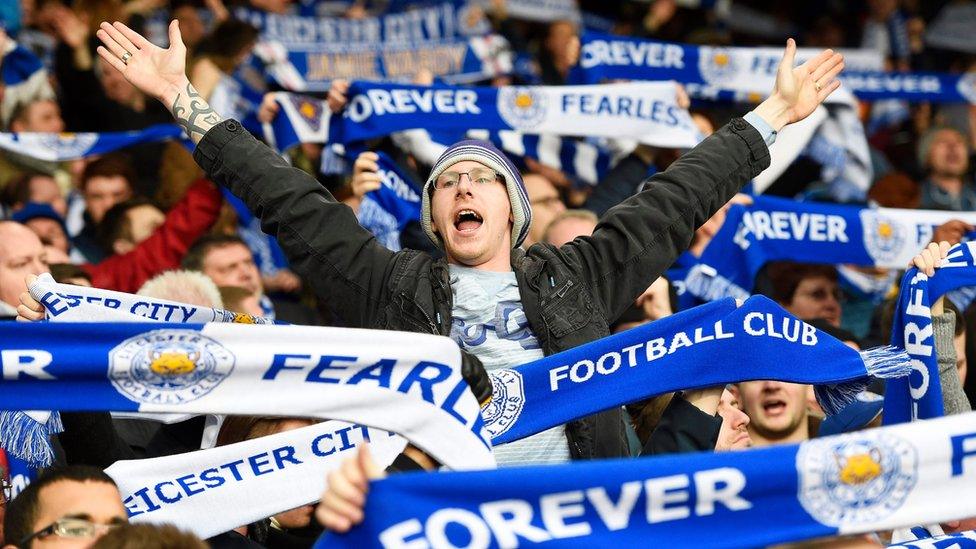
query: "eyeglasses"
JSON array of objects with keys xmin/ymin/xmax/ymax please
[
  {"xmin": 433, "ymin": 168, "xmax": 502, "ymax": 190},
  {"xmin": 18, "ymin": 517, "xmax": 120, "ymax": 546}
]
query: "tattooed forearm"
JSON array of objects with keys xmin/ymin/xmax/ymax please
[{"xmin": 171, "ymin": 83, "xmax": 224, "ymax": 143}]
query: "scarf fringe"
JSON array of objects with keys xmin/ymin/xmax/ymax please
[
  {"xmin": 0, "ymin": 410, "xmax": 60, "ymax": 468},
  {"xmin": 860, "ymin": 345, "xmax": 912, "ymax": 378},
  {"xmin": 815, "ymin": 346, "xmax": 911, "ymax": 416}
]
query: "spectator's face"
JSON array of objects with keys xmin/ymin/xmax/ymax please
[
  {"xmin": 785, "ymin": 276, "xmax": 842, "ymax": 327},
  {"xmin": 544, "ymin": 216, "xmax": 595, "ymax": 247},
  {"xmin": 98, "ymin": 61, "xmax": 138, "ymax": 106},
  {"xmin": 264, "ymin": 419, "xmax": 316, "ymax": 528},
  {"xmin": 29, "ymin": 480, "xmax": 127, "ymax": 548},
  {"xmin": 524, "ymin": 174, "xmax": 565, "ymax": 246},
  {"xmin": 174, "ymin": 6, "xmax": 206, "ymax": 49},
  {"xmin": 0, "ymin": 222, "xmax": 48, "ymax": 308},
  {"xmin": 25, "ymin": 218, "xmax": 69, "ymax": 254},
  {"xmin": 12, "ymin": 100, "xmax": 65, "ymax": 133},
  {"xmin": 715, "ymin": 389, "xmax": 751, "ymax": 451},
  {"xmin": 545, "ymin": 21, "xmax": 576, "ymax": 64},
  {"xmin": 29, "ymin": 175, "xmax": 67, "ymax": 218},
  {"xmin": 202, "ymin": 243, "xmax": 262, "ymax": 296},
  {"xmin": 430, "ymin": 160, "xmax": 514, "ymax": 268},
  {"xmin": 125, "ymin": 204, "xmax": 165, "ymax": 245},
  {"xmin": 83, "ymin": 176, "xmax": 132, "ymax": 224},
  {"xmin": 45, "ymin": 246, "xmax": 71, "ymax": 265},
  {"xmin": 927, "ymin": 129, "xmax": 969, "ymax": 178},
  {"xmin": 736, "ymin": 381, "xmax": 809, "ymax": 445}
]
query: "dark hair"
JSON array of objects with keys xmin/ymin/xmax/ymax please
[
  {"xmin": 0, "ymin": 173, "xmax": 37, "ymax": 209},
  {"xmin": 91, "ymin": 523, "xmax": 207, "ymax": 549},
  {"xmin": 215, "ymin": 416, "xmax": 316, "ymax": 447},
  {"xmin": 195, "ymin": 19, "xmax": 258, "ymax": 71},
  {"xmin": 7, "ymin": 99, "xmax": 54, "ymax": 131},
  {"xmin": 4, "ymin": 466, "xmax": 118, "ymax": 548},
  {"xmin": 81, "ymin": 154, "xmax": 136, "ymax": 193},
  {"xmin": 49, "ymin": 263, "xmax": 93, "ymax": 285},
  {"xmin": 96, "ymin": 197, "xmax": 157, "ymax": 253},
  {"xmin": 181, "ymin": 234, "xmax": 249, "ymax": 271},
  {"xmin": 762, "ymin": 261, "xmax": 839, "ymax": 305}
]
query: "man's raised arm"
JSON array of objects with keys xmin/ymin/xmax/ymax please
[
  {"xmin": 564, "ymin": 39, "xmax": 844, "ymax": 323},
  {"xmin": 94, "ymin": 20, "xmax": 396, "ymax": 328}
]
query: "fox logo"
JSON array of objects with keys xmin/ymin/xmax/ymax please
[
  {"xmin": 837, "ymin": 448, "xmax": 883, "ymax": 485},
  {"xmin": 231, "ymin": 313, "xmax": 257, "ymax": 324},
  {"xmin": 149, "ymin": 350, "xmax": 199, "ymax": 376}
]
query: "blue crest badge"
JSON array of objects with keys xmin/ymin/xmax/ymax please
[
  {"xmin": 860, "ymin": 211, "xmax": 907, "ymax": 266},
  {"xmin": 482, "ymin": 369, "xmax": 525, "ymax": 438},
  {"xmin": 108, "ymin": 330, "xmax": 236, "ymax": 405},
  {"xmin": 797, "ymin": 431, "xmax": 918, "ymax": 527},
  {"xmin": 698, "ymin": 47, "xmax": 739, "ymax": 86},
  {"xmin": 497, "ymin": 87, "xmax": 548, "ymax": 132}
]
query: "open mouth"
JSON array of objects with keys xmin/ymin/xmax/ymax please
[
  {"xmin": 454, "ymin": 209, "xmax": 484, "ymax": 233},
  {"xmin": 762, "ymin": 399, "xmax": 787, "ymax": 416}
]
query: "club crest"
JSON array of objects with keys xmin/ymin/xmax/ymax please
[
  {"xmin": 797, "ymin": 431, "xmax": 917, "ymax": 527},
  {"xmin": 698, "ymin": 47, "xmax": 739, "ymax": 86},
  {"xmin": 860, "ymin": 210, "xmax": 907, "ymax": 266},
  {"xmin": 482, "ymin": 369, "xmax": 525, "ymax": 438},
  {"xmin": 497, "ymin": 86, "xmax": 548, "ymax": 131},
  {"xmin": 108, "ymin": 330, "xmax": 235, "ymax": 405}
]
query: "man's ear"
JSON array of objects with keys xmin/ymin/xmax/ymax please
[
  {"xmin": 430, "ymin": 217, "xmax": 439, "ymax": 235},
  {"xmin": 112, "ymin": 239, "xmax": 134, "ymax": 256}
]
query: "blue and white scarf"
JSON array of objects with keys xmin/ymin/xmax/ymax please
[
  {"xmin": 578, "ymin": 32, "xmax": 976, "ymax": 105},
  {"xmin": 885, "ymin": 242, "xmax": 976, "ymax": 424},
  {"xmin": 485, "ymin": 295, "xmax": 909, "ymax": 445},
  {"xmin": 237, "ymin": 2, "xmax": 509, "ymax": 91},
  {"xmin": 265, "ymin": 81, "xmax": 699, "ymax": 148},
  {"xmin": 0, "ymin": 39, "xmax": 54, "ymax": 126},
  {"xmin": 107, "ymin": 420, "xmax": 407, "ymax": 539},
  {"xmin": 319, "ymin": 410, "xmax": 976, "ymax": 547},
  {"xmin": 0, "ymin": 321, "xmax": 492, "ymax": 470},
  {"xmin": 889, "ymin": 530, "xmax": 976, "ymax": 548},
  {"xmin": 349, "ymin": 150, "xmax": 423, "ymax": 251},
  {"xmin": 0, "ymin": 124, "xmax": 184, "ymax": 161},
  {"xmin": 472, "ymin": 0, "xmax": 580, "ymax": 23},
  {"xmin": 684, "ymin": 196, "xmax": 976, "ymax": 302}
]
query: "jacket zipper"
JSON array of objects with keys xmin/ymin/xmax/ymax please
[{"xmin": 553, "ymin": 279, "xmax": 574, "ymax": 299}]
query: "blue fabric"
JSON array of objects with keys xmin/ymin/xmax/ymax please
[
  {"xmin": 578, "ymin": 32, "xmax": 976, "ymax": 104},
  {"xmin": 0, "ymin": 124, "xmax": 184, "ymax": 161},
  {"xmin": 885, "ymin": 242, "xmax": 976, "ymax": 424},
  {"xmin": 1, "ymin": 43, "xmax": 42, "ymax": 86},
  {"xmin": 889, "ymin": 530, "xmax": 976, "ymax": 547},
  {"xmin": 485, "ymin": 295, "xmax": 909, "ymax": 445},
  {"xmin": 683, "ymin": 196, "xmax": 960, "ymax": 302}
]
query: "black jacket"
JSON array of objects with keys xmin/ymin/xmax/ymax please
[{"xmin": 192, "ymin": 118, "xmax": 770, "ymax": 460}]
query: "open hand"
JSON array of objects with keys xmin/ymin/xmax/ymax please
[
  {"xmin": 95, "ymin": 20, "xmax": 189, "ymax": 106},
  {"xmin": 755, "ymin": 39, "xmax": 844, "ymax": 131},
  {"xmin": 350, "ymin": 152, "xmax": 382, "ymax": 198}
]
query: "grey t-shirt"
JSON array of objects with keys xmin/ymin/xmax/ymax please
[{"xmin": 448, "ymin": 264, "xmax": 571, "ymax": 467}]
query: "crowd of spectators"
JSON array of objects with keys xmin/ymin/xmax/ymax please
[{"xmin": 1, "ymin": 0, "xmax": 976, "ymax": 547}]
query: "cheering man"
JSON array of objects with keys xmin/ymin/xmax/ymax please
[{"xmin": 22, "ymin": 20, "xmax": 843, "ymax": 465}]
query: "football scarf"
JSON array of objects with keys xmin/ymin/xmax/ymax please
[
  {"xmin": 485, "ymin": 295, "xmax": 909, "ymax": 445},
  {"xmin": 885, "ymin": 242, "xmax": 976, "ymax": 424},
  {"xmin": 577, "ymin": 32, "xmax": 976, "ymax": 105},
  {"xmin": 28, "ymin": 273, "xmax": 276, "ymax": 324},
  {"xmin": 263, "ymin": 81, "xmax": 700, "ymax": 148},
  {"xmin": 684, "ymin": 196, "xmax": 976, "ymax": 302},
  {"xmin": 107, "ymin": 421, "xmax": 407, "ymax": 539},
  {"xmin": 0, "ymin": 124, "xmax": 183, "ymax": 161},
  {"xmin": 0, "ymin": 322, "xmax": 493, "ymax": 470},
  {"xmin": 319, "ymin": 410, "xmax": 976, "ymax": 548},
  {"xmin": 888, "ymin": 530, "xmax": 976, "ymax": 548}
]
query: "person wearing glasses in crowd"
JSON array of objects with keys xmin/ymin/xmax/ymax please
[
  {"xmin": 20, "ymin": 20, "xmax": 843, "ymax": 468},
  {"xmin": 2, "ymin": 466, "xmax": 127, "ymax": 548}
]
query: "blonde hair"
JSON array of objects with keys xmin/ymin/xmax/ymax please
[{"xmin": 137, "ymin": 270, "xmax": 223, "ymax": 308}]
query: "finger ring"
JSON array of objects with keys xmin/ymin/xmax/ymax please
[
  {"xmin": 815, "ymin": 81, "xmax": 822, "ymax": 91},
  {"xmin": 121, "ymin": 51, "xmax": 132, "ymax": 65}
]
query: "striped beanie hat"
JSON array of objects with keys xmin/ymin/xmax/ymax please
[{"xmin": 421, "ymin": 139, "xmax": 532, "ymax": 249}]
